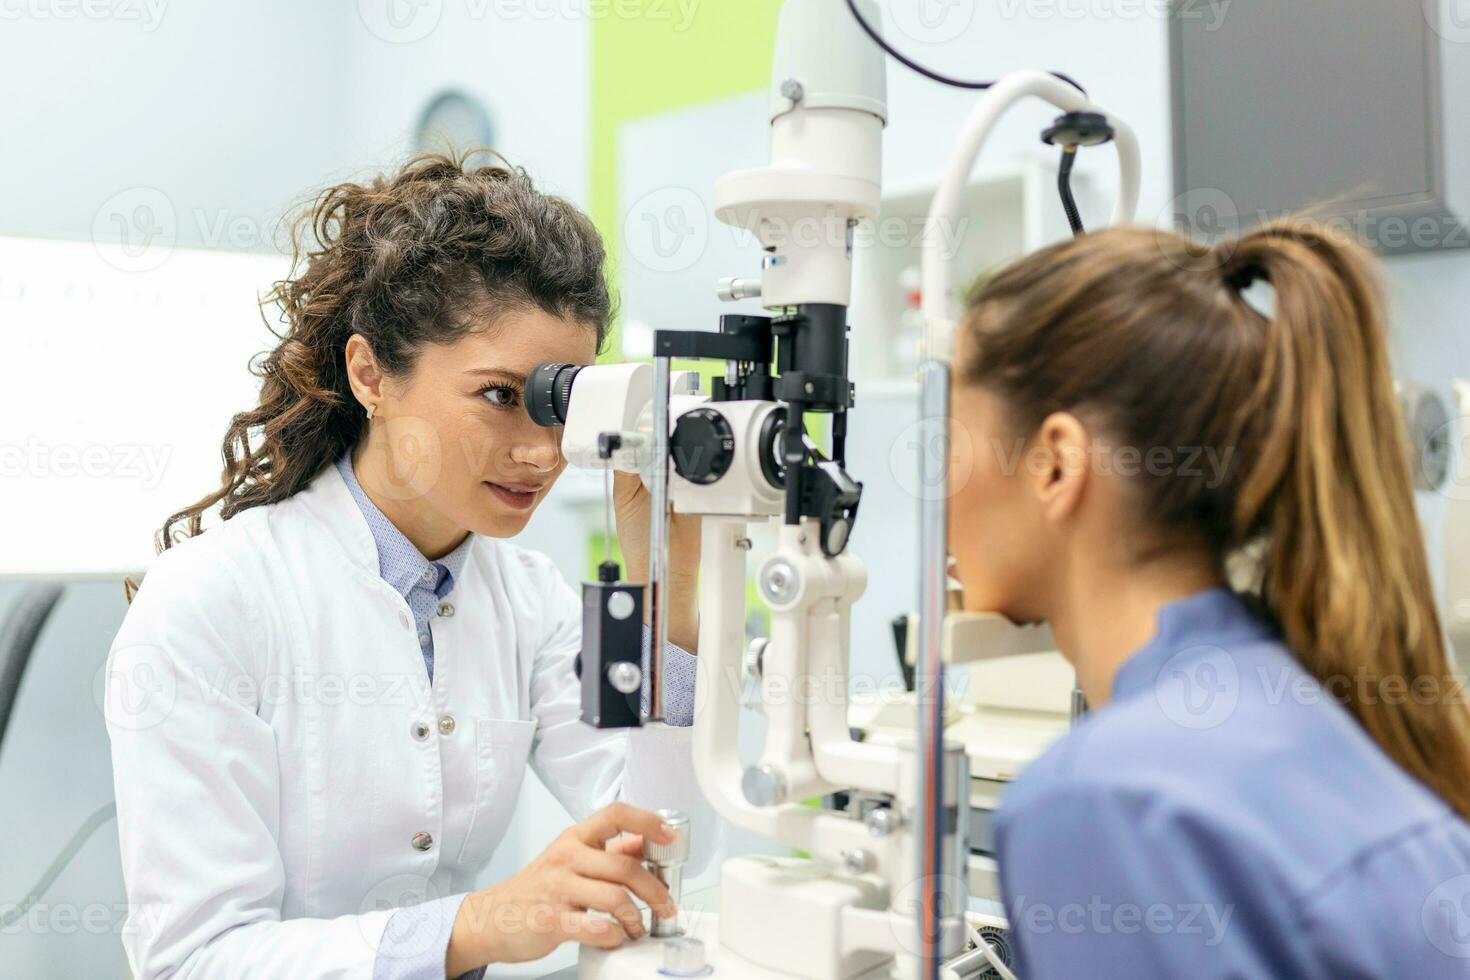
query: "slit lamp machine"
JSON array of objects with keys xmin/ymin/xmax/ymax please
[{"xmin": 523, "ymin": 1, "xmax": 1142, "ymax": 976}]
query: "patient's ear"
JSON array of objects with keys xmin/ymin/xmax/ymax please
[{"xmin": 1030, "ymin": 411, "xmax": 1090, "ymax": 524}]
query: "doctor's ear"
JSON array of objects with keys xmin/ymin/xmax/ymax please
[
  {"xmin": 1029, "ymin": 411, "xmax": 1090, "ymax": 523},
  {"xmin": 344, "ymin": 334, "xmax": 389, "ymax": 415}
]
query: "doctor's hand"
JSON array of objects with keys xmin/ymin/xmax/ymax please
[
  {"xmin": 612, "ymin": 470, "xmax": 701, "ymax": 653},
  {"xmin": 445, "ymin": 802, "xmax": 679, "ymax": 972}
]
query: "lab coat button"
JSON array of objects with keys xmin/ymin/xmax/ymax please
[
  {"xmin": 411, "ymin": 721, "xmax": 431, "ymax": 741},
  {"xmin": 399, "ymin": 611, "xmax": 410, "ymax": 629},
  {"xmin": 411, "ymin": 832, "xmax": 434, "ymax": 851},
  {"xmin": 437, "ymin": 602, "xmax": 455, "ymax": 618},
  {"xmin": 438, "ymin": 716, "xmax": 456, "ymax": 735}
]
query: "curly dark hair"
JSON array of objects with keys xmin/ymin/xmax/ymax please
[{"xmin": 158, "ymin": 150, "xmax": 612, "ymax": 550}]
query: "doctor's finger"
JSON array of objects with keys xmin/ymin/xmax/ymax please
[
  {"xmin": 562, "ymin": 909, "xmax": 629, "ymax": 950},
  {"xmin": 575, "ymin": 802, "xmax": 673, "ymax": 848},
  {"xmin": 569, "ymin": 879, "xmax": 646, "ymax": 940},
  {"xmin": 606, "ymin": 833, "xmax": 644, "ymax": 856},
  {"xmin": 572, "ymin": 848, "xmax": 675, "ymax": 918}
]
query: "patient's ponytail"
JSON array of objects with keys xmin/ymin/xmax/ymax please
[
  {"xmin": 959, "ymin": 218, "xmax": 1470, "ymax": 821},
  {"xmin": 1219, "ymin": 223, "xmax": 1470, "ymax": 820}
]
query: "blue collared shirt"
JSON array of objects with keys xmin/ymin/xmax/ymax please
[
  {"xmin": 335, "ymin": 455, "xmax": 473, "ymax": 684},
  {"xmin": 995, "ymin": 586, "xmax": 1470, "ymax": 978},
  {"xmin": 334, "ymin": 454, "xmax": 700, "ymax": 980}
]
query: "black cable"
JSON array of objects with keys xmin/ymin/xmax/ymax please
[
  {"xmin": 1058, "ymin": 145, "xmax": 1084, "ymax": 235},
  {"xmin": 844, "ymin": 0, "xmax": 1087, "ymax": 96}
]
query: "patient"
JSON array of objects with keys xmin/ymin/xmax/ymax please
[{"xmin": 945, "ymin": 219, "xmax": 1470, "ymax": 977}]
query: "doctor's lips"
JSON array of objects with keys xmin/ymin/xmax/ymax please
[{"xmin": 483, "ymin": 479, "xmax": 545, "ymax": 510}]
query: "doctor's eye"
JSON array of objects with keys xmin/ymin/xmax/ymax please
[{"xmin": 477, "ymin": 384, "xmax": 522, "ymax": 409}]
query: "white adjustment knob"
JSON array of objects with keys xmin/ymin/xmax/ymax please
[{"xmin": 661, "ymin": 936, "xmax": 708, "ymax": 976}]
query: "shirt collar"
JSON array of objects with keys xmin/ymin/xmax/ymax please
[
  {"xmin": 334, "ymin": 452, "xmax": 474, "ymax": 600},
  {"xmin": 1110, "ymin": 586, "xmax": 1278, "ymax": 702}
]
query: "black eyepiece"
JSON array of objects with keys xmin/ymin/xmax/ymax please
[{"xmin": 527, "ymin": 362, "xmax": 582, "ymax": 427}]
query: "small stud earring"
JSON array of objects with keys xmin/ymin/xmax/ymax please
[{"xmin": 365, "ymin": 403, "xmax": 377, "ymax": 420}]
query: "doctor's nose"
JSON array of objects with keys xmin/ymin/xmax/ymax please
[{"xmin": 509, "ymin": 424, "xmax": 563, "ymax": 472}]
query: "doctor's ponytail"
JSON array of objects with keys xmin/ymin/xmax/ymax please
[
  {"xmin": 158, "ymin": 150, "xmax": 612, "ymax": 551},
  {"xmin": 959, "ymin": 218, "xmax": 1470, "ymax": 821}
]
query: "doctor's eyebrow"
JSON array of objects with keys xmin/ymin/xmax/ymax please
[{"xmin": 463, "ymin": 368, "xmax": 528, "ymax": 382}]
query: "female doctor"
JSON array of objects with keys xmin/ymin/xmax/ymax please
[
  {"xmin": 105, "ymin": 153, "xmax": 710, "ymax": 980},
  {"xmin": 946, "ymin": 219, "xmax": 1470, "ymax": 976}
]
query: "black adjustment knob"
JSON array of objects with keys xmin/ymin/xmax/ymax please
[{"xmin": 671, "ymin": 408, "xmax": 735, "ymax": 485}]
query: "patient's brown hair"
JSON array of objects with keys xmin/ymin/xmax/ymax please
[{"xmin": 959, "ymin": 219, "xmax": 1470, "ymax": 820}]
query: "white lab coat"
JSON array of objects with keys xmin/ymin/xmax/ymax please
[{"xmin": 104, "ymin": 462, "xmax": 711, "ymax": 979}]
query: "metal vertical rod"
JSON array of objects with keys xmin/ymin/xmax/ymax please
[
  {"xmin": 1070, "ymin": 683, "xmax": 1088, "ymax": 725},
  {"xmin": 916, "ymin": 358, "xmax": 950, "ymax": 980},
  {"xmin": 646, "ymin": 355, "xmax": 673, "ymax": 723}
]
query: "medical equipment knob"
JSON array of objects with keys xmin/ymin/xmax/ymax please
[
  {"xmin": 606, "ymin": 661, "xmax": 642, "ymax": 695},
  {"xmin": 643, "ymin": 808, "xmax": 691, "ymax": 865},
  {"xmin": 644, "ymin": 808, "xmax": 690, "ymax": 938},
  {"xmin": 662, "ymin": 936, "xmax": 708, "ymax": 976},
  {"xmin": 716, "ymin": 276, "xmax": 763, "ymax": 301},
  {"xmin": 741, "ymin": 763, "xmax": 786, "ymax": 806}
]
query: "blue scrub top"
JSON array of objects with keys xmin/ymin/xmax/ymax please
[{"xmin": 995, "ymin": 586, "xmax": 1470, "ymax": 978}]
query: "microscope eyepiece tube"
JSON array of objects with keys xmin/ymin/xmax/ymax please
[{"xmin": 526, "ymin": 362, "xmax": 583, "ymax": 427}]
